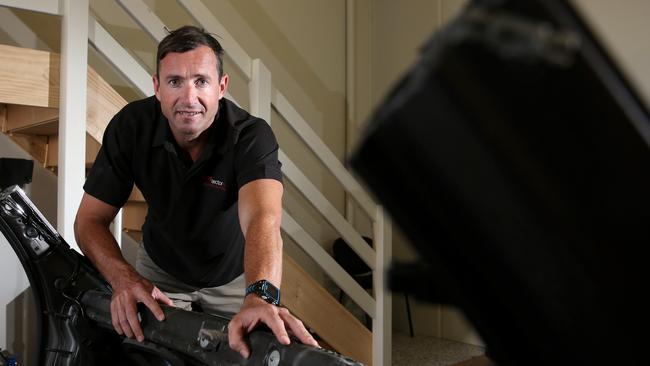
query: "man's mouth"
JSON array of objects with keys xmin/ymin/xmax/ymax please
[{"xmin": 177, "ymin": 111, "xmax": 202, "ymax": 116}]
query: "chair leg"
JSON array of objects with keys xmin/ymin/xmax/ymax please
[{"xmin": 405, "ymin": 293, "xmax": 414, "ymax": 337}]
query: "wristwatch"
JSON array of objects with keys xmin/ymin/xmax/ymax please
[{"xmin": 245, "ymin": 279, "xmax": 281, "ymax": 305}]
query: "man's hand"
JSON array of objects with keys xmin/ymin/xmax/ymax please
[
  {"xmin": 110, "ymin": 268, "xmax": 173, "ymax": 342},
  {"xmin": 228, "ymin": 295, "xmax": 319, "ymax": 358}
]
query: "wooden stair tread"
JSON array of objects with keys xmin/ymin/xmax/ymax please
[
  {"xmin": 0, "ymin": 44, "xmax": 60, "ymax": 107},
  {"xmin": 46, "ymin": 133, "xmax": 101, "ymax": 167},
  {"xmin": 6, "ymin": 133, "xmax": 48, "ymax": 164},
  {"xmin": 4, "ymin": 104, "xmax": 58, "ymax": 134}
]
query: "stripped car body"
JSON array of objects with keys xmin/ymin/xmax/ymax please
[{"xmin": 0, "ymin": 185, "xmax": 361, "ymax": 366}]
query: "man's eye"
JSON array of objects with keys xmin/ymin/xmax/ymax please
[
  {"xmin": 168, "ymin": 79, "xmax": 180, "ymax": 87},
  {"xmin": 196, "ymin": 79, "xmax": 209, "ymax": 87}
]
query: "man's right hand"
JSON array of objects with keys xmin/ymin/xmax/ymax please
[
  {"xmin": 110, "ymin": 269, "xmax": 174, "ymax": 342},
  {"xmin": 75, "ymin": 193, "xmax": 173, "ymax": 342}
]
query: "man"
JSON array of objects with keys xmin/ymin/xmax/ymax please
[{"xmin": 74, "ymin": 25, "xmax": 317, "ymax": 359}]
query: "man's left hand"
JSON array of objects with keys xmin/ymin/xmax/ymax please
[{"xmin": 228, "ymin": 295, "xmax": 319, "ymax": 358}]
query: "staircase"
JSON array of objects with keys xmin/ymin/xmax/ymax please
[{"xmin": 0, "ymin": 2, "xmax": 390, "ymax": 365}]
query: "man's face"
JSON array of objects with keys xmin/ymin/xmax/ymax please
[{"xmin": 153, "ymin": 45, "xmax": 228, "ymax": 144}]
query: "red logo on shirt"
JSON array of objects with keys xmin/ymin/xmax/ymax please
[{"xmin": 203, "ymin": 176, "xmax": 227, "ymax": 191}]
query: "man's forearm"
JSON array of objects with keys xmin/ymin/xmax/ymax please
[
  {"xmin": 230, "ymin": 180, "xmax": 319, "ymax": 355},
  {"xmin": 243, "ymin": 214, "xmax": 283, "ymax": 286},
  {"xmin": 75, "ymin": 220, "xmax": 137, "ymax": 286},
  {"xmin": 237, "ymin": 179, "xmax": 284, "ymax": 288}
]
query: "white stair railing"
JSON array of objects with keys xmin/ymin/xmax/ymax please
[{"xmin": 88, "ymin": 16, "xmax": 153, "ymax": 97}]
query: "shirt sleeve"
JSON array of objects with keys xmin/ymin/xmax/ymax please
[
  {"xmin": 234, "ymin": 119, "xmax": 283, "ymax": 189},
  {"xmin": 83, "ymin": 111, "xmax": 134, "ymax": 208}
]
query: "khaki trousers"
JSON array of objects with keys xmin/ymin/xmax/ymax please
[{"xmin": 135, "ymin": 244, "xmax": 245, "ymax": 318}]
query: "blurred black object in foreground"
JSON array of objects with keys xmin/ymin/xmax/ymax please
[{"xmin": 350, "ymin": 0, "xmax": 650, "ymax": 365}]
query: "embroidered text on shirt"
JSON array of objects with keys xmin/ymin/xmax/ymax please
[{"xmin": 203, "ymin": 176, "xmax": 227, "ymax": 191}]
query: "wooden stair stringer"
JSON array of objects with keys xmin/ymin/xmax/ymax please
[{"xmin": 282, "ymin": 254, "xmax": 372, "ymax": 365}]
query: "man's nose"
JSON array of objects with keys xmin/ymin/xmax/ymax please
[{"xmin": 180, "ymin": 84, "xmax": 199, "ymax": 104}]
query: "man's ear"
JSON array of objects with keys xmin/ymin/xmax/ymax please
[
  {"xmin": 218, "ymin": 74, "xmax": 229, "ymax": 100},
  {"xmin": 152, "ymin": 74, "xmax": 161, "ymax": 101}
]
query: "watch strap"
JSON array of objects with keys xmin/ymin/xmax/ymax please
[{"xmin": 245, "ymin": 279, "xmax": 280, "ymax": 305}]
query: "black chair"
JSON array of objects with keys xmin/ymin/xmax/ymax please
[{"xmin": 333, "ymin": 236, "xmax": 414, "ymax": 337}]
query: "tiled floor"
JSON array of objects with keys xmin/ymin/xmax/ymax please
[{"xmin": 392, "ymin": 332, "xmax": 486, "ymax": 366}]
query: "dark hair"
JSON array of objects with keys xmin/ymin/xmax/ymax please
[{"xmin": 156, "ymin": 25, "xmax": 224, "ymax": 79}]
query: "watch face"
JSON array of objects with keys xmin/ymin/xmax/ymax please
[
  {"xmin": 264, "ymin": 283, "xmax": 279, "ymax": 302},
  {"xmin": 247, "ymin": 280, "xmax": 280, "ymax": 305},
  {"xmin": 259, "ymin": 281, "xmax": 280, "ymax": 305}
]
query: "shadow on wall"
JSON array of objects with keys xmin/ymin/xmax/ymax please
[{"xmin": 5, "ymin": 287, "xmax": 38, "ymax": 365}]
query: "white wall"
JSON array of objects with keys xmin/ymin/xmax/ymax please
[{"xmin": 0, "ymin": 133, "xmax": 57, "ymax": 363}]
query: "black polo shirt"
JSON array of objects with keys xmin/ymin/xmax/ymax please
[{"xmin": 84, "ymin": 96, "xmax": 282, "ymax": 287}]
